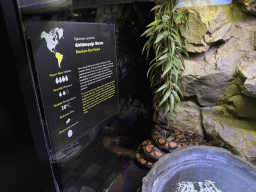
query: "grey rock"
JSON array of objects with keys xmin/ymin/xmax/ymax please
[
  {"xmin": 167, "ymin": 101, "xmax": 203, "ymax": 135},
  {"xmin": 235, "ymin": 26, "xmax": 255, "ymax": 52},
  {"xmin": 237, "ymin": 60, "xmax": 256, "ymax": 97},
  {"xmin": 180, "ymin": 9, "xmax": 209, "ymax": 53},
  {"xmin": 181, "ymin": 6, "xmax": 251, "ymax": 107},
  {"xmin": 201, "ymin": 107, "xmax": 256, "ymax": 160},
  {"xmin": 216, "ymin": 37, "xmax": 245, "ymax": 79},
  {"xmin": 226, "ymin": 95, "xmax": 256, "ymax": 118},
  {"xmin": 204, "ymin": 8, "xmax": 236, "ymax": 44},
  {"xmin": 183, "ymin": 59, "xmax": 230, "ymax": 106},
  {"xmin": 195, "ymin": 72, "xmax": 229, "ymax": 106}
]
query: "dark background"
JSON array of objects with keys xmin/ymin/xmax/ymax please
[
  {"xmin": 0, "ymin": 0, "xmax": 155, "ymax": 191},
  {"xmin": 0, "ymin": 3, "xmax": 47, "ymax": 192}
]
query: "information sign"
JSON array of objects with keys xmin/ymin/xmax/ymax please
[{"xmin": 28, "ymin": 21, "xmax": 119, "ymax": 153}]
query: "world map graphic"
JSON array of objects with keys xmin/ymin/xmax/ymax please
[{"xmin": 41, "ymin": 27, "xmax": 64, "ymax": 68}]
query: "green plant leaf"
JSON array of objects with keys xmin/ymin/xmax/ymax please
[
  {"xmin": 173, "ymin": 56, "xmax": 183, "ymax": 71},
  {"xmin": 149, "ymin": 57, "xmax": 157, "ymax": 65},
  {"xmin": 159, "ymin": 89, "xmax": 171, "ymax": 107},
  {"xmin": 172, "ymin": 90, "xmax": 181, "ymax": 103},
  {"xmin": 151, "ymin": 79, "xmax": 160, "ymax": 89},
  {"xmin": 165, "ymin": 103, "xmax": 170, "ymax": 115},
  {"xmin": 150, "ymin": 75, "xmax": 157, "ymax": 87},
  {"xmin": 162, "ymin": 15, "xmax": 170, "ymax": 23},
  {"xmin": 150, "ymin": 5, "xmax": 161, "ymax": 12},
  {"xmin": 141, "ymin": 27, "xmax": 154, "ymax": 37},
  {"xmin": 155, "ymin": 31, "xmax": 170, "ymax": 44},
  {"xmin": 147, "ymin": 63, "xmax": 157, "ymax": 78},
  {"xmin": 158, "ymin": 53, "xmax": 168, "ymax": 60},
  {"xmin": 142, "ymin": 36, "xmax": 153, "ymax": 54},
  {"xmin": 171, "ymin": 40, "xmax": 175, "ymax": 55},
  {"xmin": 148, "ymin": 66, "xmax": 160, "ymax": 82},
  {"xmin": 173, "ymin": 83, "xmax": 183, "ymax": 96},
  {"xmin": 146, "ymin": 19, "xmax": 161, "ymax": 28},
  {"xmin": 146, "ymin": 49, "xmax": 150, "ymax": 61},
  {"xmin": 147, "ymin": 58, "xmax": 168, "ymax": 78},
  {"xmin": 146, "ymin": 31, "xmax": 154, "ymax": 37},
  {"xmin": 171, "ymin": 33, "xmax": 182, "ymax": 47},
  {"xmin": 161, "ymin": 61, "xmax": 173, "ymax": 78},
  {"xmin": 155, "ymin": 44, "xmax": 160, "ymax": 56},
  {"xmin": 171, "ymin": 6, "xmax": 178, "ymax": 13},
  {"xmin": 183, "ymin": 49, "xmax": 189, "ymax": 58},
  {"xmin": 156, "ymin": 46, "xmax": 165, "ymax": 59},
  {"xmin": 155, "ymin": 81, "xmax": 169, "ymax": 93},
  {"xmin": 168, "ymin": 36, "xmax": 174, "ymax": 48},
  {"xmin": 175, "ymin": 14, "xmax": 183, "ymax": 22},
  {"xmin": 176, "ymin": 52, "xmax": 185, "ymax": 69},
  {"xmin": 162, "ymin": 48, "xmax": 168, "ymax": 54},
  {"xmin": 172, "ymin": 67, "xmax": 178, "ymax": 84},
  {"xmin": 155, "ymin": 23, "xmax": 165, "ymax": 31},
  {"xmin": 170, "ymin": 94, "xmax": 174, "ymax": 113},
  {"xmin": 171, "ymin": 27, "xmax": 179, "ymax": 37}
]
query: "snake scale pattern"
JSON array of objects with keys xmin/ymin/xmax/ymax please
[{"xmin": 135, "ymin": 124, "xmax": 223, "ymax": 169}]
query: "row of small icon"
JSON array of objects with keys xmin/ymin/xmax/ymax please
[
  {"xmin": 56, "ymin": 75, "xmax": 68, "ymax": 84},
  {"xmin": 59, "ymin": 89, "xmax": 69, "ymax": 97}
]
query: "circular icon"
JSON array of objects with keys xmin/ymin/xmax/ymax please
[
  {"xmin": 59, "ymin": 77, "xmax": 62, "ymax": 83},
  {"xmin": 62, "ymin": 76, "xmax": 65, "ymax": 82},
  {"xmin": 68, "ymin": 130, "xmax": 73, "ymax": 137},
  {"xmin": 59, "ymin": 92, "xmax": 62, "ymax": 97},
  {"xmin": 55, "ymin": 77, "xmax": 59, "ymax": 84}
]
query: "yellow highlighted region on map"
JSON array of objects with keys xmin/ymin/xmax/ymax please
[{"xmin": 55, "ymin": 52, "xmax": 63, "ymax": 68}]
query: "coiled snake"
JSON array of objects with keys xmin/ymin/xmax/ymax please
[{"xmin": 135, "ymin": 124, "xmax": 223, "ymax": 169}]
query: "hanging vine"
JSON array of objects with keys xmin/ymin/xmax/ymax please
[{"xmin": 141, "ymin": 0, "xmax": 189, "ymax": 118}]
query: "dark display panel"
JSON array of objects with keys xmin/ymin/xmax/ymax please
[{"xmin": 28, "ymin": 21, "xmax": 119, "ymax": 153}]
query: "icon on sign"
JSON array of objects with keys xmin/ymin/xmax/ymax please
[
  {"xmin": 55, "ymin": 76, "xmax": 69, "ymax": 84},
  {"xmin": 61, "ymin": 103, "xmax": 71, "ymax": 111},
  {"xmin": 59, "ymin": 89, "xmax": 69, "ymax": 97},
  {"xmin": 66, "ymin": 118, "xmax": 70, "ymax": 125},
  {"xmin": 68, "ymin": 130, "xmax": 73, "ymax": 137}
]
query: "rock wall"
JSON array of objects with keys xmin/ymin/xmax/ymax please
[
  {"xmin": 159, "ymin": 2, "xmax": 256, "ymax": 164},
  {"xmin": 95, "ymin": 2, "xmax": 256, "ymax": 164}
]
